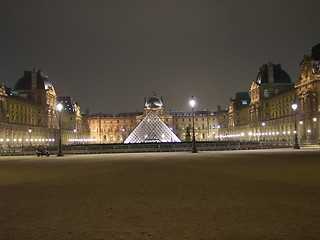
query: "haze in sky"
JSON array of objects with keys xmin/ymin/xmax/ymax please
[{"xmin": 1, "ymin": 0, "xmax": 320, "ymax": 114}]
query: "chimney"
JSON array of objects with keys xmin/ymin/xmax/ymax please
[
  {"xmin": 31, "ymin": 69, "xmax": 38, "ymax": 90},
  {"xmin": 268, "ymin": 62, "xmax": 274, "ymax": 83}
]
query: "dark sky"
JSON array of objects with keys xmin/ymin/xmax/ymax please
[{"xmin": 1, "ymin": 0, "xmax": 320, "ymax": 114}]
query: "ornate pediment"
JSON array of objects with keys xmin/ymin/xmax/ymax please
[
  {"xmin": 249, "ymin": 82, "xmax": 260, "ymax": 104},
  {"xmin": 0, "ymin": 84, "xmax": 7, "ymax": 96},
  {"xmin": 297, "ymin": 55, "xmax": 318, "ymax": 87},
  {"xmin": 250, "ymin": 81, "xmax": 259, "ymax": 91}
]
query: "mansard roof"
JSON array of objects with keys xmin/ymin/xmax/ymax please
[
  {"xmin": 233, "ymin": 92, "xmax": 250, "ymax": 108},
  {"xmin": 58, "ymin": 96, "xmax": 77, "ymax": 113},
  {"xmin": 311, "ymin": 43, "xmax": 320, "ymax": 61},
  {"xmin": 255, "ymin": 62, "xmax": 291, "ymax": 84},
  {"xmin": 13, "ymin": 69, "xmax": 54, "ymax": 91}
]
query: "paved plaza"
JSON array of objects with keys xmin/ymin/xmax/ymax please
[{"xmin": 0, "ymin": 149, "xmax": 320, "ymax": 240}]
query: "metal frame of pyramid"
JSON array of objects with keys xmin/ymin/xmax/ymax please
[{"xmin": 124, "ymin": 111, "xmax": 181, "ymax": 144}]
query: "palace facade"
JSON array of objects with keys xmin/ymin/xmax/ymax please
[
  {"xmin": 0, "ymin": 69, "xmax": 90, "ymax": 148},
  {"xmin": 1, "ymin": 43, "xmax": 319, "ymax": 148},
  {"xmin": 88, "ymin": 94, "xmax": 224, "ymax": 143},
  {"xmin": 225, "ymin": 43, "xmax": 320, "ymax": 144},
  {"xmin": 88, "ymin": 43, "xmax": 320, "ymax": 145}
]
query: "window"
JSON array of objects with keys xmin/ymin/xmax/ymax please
[{"xmin": 312, "ymin": 61, "xmax": 320, "ymax": 73}]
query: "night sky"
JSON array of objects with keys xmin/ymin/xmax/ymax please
[{"xmin": 1, "ymin": 1, "xmax": 320, "ymax": 114}]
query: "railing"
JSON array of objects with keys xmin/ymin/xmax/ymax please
[{"xmin": 0, "ymin": 141, "xmax": 297, "ymax": 156}]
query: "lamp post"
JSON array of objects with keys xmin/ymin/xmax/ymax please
[
  {"xmin": 189, "ymin": 96, "xmax": 197, "ymax": 153},
  {"xmin": 28, "ymin": 128, "xmax": 32, "ymax": 147},
  {"xmin": 313, "ymin": 117, "xmax": 318, "ymax": 144},
  {"xmin": 73, "ymin": 128, "xmax": 77, "ymax": 144},
  {"xmin": 217, "ymin": 124, "xmax": 221, "ymax": 141},
  {"xmin": 57, "ymin": 103, "xmax": 64, "ymax": 156},
  {"xmin": 261, "ymin": 122, "xmax": 266, "ymax": 141},
  {"xmin": 292, "ymin": 102, "xmax": 300, "ymax": 149}
]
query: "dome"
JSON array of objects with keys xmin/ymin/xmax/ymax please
[
  {"xmin": 145, "ymin": 94, "xmax": 163, "ymax": 108},
  {"xmin": 13, "ymin": 70, "xmax": 55, "ymax": 91},
  {"xmin": 255, "ymin": 63, "xmax": 291, "ymax": 84}
]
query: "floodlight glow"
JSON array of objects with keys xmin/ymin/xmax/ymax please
[
  {"xmin": 292, "ymin": 103, "xmax": 298, "ymax": 111},
  {"xmin": 57, "ymin": 103, "xmax": 63, "ymax": 112},
  {"xmin": 189, "ymin": 97, "xmax": 196, "ymax": 108}
]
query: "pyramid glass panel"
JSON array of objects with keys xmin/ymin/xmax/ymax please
[{"xmin": 124, "ymin": 111, "xmax": 181, "ymax": 143}]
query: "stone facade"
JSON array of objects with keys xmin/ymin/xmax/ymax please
[
  {"xmin": 89, "ymin": 113, "xmax": 139, "ymax": 143},
  {"xmin": 88, "ymin": 46, "xmax": 320, "ymax": 145},
  {"xmin": 225, "ymin": 45, "xmax": 320, "ymax": 144},
  {"xmin": 2, "ymin": 44, "xmax": 320, "ymax": 147},
  {"xmin": 0, "ymin": 69, "xmax": 89, "ymax": 148},
  {"xmin": 88, "ymin": 93, "xmax": 224, "ymax": 144}
]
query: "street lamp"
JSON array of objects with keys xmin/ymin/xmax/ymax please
[
  {"xmin": 28, "ymin": 128, "xmax": 32, "ymax": 147},
  {"xmin": 73, "ymin": 128, "xmax": 77, "ymax": 144},
  {"xmin": 57, "ymin": 103, "xmax": 64, "ymax": 156},
  {"xmin": 189, "ymin": 96, "xmax": 197, "ymax": 153},
  {"xmin": 261, "ymin": 122, "xmax": 266, "ymax": 141},
  {"xmin": 313, "ymin": 117, "xmax": 319, "ymax": 145},
  {"xmin": 292, "ymin": 102, "xmax": 300, "ymax": 149}
]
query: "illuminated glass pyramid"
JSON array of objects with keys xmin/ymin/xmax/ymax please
[{"xmin": 124, "ymin": 111, "xmax": 181, "ymax": 143}]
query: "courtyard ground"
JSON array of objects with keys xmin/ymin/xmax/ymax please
[{"xmin": 0, "ymin": 148, "xmax": 320, "ymax": 240}]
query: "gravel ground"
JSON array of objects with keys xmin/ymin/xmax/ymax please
[{"xmin": 0, "ymin": 149, "xmax": 320, "ymax": 240}]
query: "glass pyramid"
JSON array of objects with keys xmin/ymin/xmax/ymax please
[{"xmin": 124, "ymin": 111, "xmax": 181, "ymax": 143}]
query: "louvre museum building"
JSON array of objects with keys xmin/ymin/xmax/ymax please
[{"xmin": 1, "ymin": 43, "xmax": 320, "ymax": 149}]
